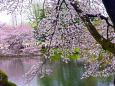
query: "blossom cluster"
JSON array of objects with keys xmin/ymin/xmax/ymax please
[{"xmin": 34, "ymin": 0, "xmax": 115, "ymax": 79}]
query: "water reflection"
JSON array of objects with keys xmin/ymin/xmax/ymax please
[
  {"xmin": 38, "ymin": 62, "xmax": 114, "ymax": 86},
  {"xmin": 0, "ymin": 58, "xmax": 114, "ymax": 86},
  {"xmin": 8, "ymin": 59, "xmax": 24, "ymax": 77},
  {"xmin": 0, "ymin": 57, "xmax": 40, "ymax": 86}
]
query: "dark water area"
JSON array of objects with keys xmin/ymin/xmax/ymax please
[{"xmin": 0, "ymin": 57, "xmax": 114, "ymax": 86}]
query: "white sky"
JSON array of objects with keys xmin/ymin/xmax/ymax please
[
  {"xmin": 0, "ymin": 10, "xmax": 30, "ymax": 26},
  {"xmin": 0, "ymin": 11, "xmax": 12, "ymax": 25},
  {"xmin": 0, "ymin": 0, "xmax": 106, "ymax": 26},
  {"xmin": 0, "ymin": 0, "xmax": 44, "ymax": 26}
]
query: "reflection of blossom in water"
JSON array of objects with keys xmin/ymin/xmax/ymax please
[
  {"xmin": 82, "ymin": 56, "xmax": 115, "ymax": 79},
  {"xmin": 0, "ymin": 57, "xmax": 41, "ymax": 86},
  {"xmin": 24, "ymin": 61, "xmax": 43, "ymax": 83},
  {"xmin": 8, "ymin": 59, "xmax": 24, "ymax": 77},
  {"xmin": 24, "ymin": 59, "xmax": 53, "ymax": 84}
]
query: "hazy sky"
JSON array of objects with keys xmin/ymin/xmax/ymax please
[
  {"xmin": 0, "ymin": 11, "xmax": 11, "ymax": 25},
  {"xmin": 0, "ymin": 0, "xmax": 43, "ymax": 26},
  {"xmin": 0, "ymin": 11, "xmax": 29, "ymax": 27}
]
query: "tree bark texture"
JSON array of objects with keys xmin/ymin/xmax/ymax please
[
  {"xmin": 70, "ymin": 1, "xmax": 115, "ymax": 55},
  {"xmin": 102, "ymin": 0, "xmax": 115, "ymax": 30}
]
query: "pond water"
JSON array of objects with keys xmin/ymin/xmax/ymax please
[{"xmin": 0, "ymin": 57, "xmax": 114, "ymax": 86}]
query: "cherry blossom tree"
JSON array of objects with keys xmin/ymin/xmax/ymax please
[
  {"xmin": 28, "ymin": 0, "xmax": 115, "ymax": 82},
  {"xmin": 0, "ymin": 0, "xmax": 115, "ymax": 83}
]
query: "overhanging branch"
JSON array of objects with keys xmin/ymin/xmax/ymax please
[
  {"xmin": 70, "ymin": 1, "xmax": 115, "ymax": 55},
  {"xmin": 87, "ymin": 14, "xmax": 113, "ymax": 39}
]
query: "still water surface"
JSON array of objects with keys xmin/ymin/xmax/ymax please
[{"xmin": 0, "ymin": 57, "xmax": 114, "ymax": 86}]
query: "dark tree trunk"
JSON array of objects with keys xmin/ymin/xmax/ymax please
[
  {"xmin": 102, "ymin": 0, "xmax": 115, "ymax": 29},
  {"xmin": 70, "ymin": 1, "xmax": 115, "ymax": 55},
  {"xmin": 114, "ymin": 75, "xmax": 115, "ymax": 86}
]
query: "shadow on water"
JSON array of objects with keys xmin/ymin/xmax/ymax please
[
  {"xmin": 38, "ymin": 62, "xmax": 114, "ymax": 86},
  {"xmin": 0, "ymin": 57, "xmax": 114, "ymax": 86}
]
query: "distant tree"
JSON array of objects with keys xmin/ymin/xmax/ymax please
[{"xmin": 28, "ymin": 4, "xmax": 46, "ymax": 30}]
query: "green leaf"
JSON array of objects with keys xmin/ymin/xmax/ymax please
[
  {"xmin": 34, "ymin": 26, "xmax": 38, "ymax": 30},
  {"xmin": 39, "ymin": 10, "xmax": 46, "ymax": 20},
  {"xmin": 75, "ymin": 19, "xmax": 80, "ymax": 23},
  {"xmin": 68, "ymin": 54, "xmax": 81, "ymax": 60},
  {"xmin": 82, "ymin": 4, "xmax": 86, "ymax": 7},
  {"xmin": 74, "ymin": 47, "xmax": 80, "ymax": 53},
  {"xmin": 50, "ymin": 48, "xmax": 61, "ymax": 60},
  {"xmin": 90, "ymin": 54, "xmax": 96, "ymax": 62},
  {"xmin": 90, "ymin": 17, "xmax": 97, "ymax": 21},
  {"xmin": 105, "ymin": 50, "xmax": 111, "ymax": 54},
  {"xmin": 61, "ymin": 35, "xmax": 66, "ymax": 39},
  {"xmin": 98, "ymin": 53, "xmax": 103, "ymax": 61},
  {"xmin": 50, "ymin": 54, "xmax": 61, "ymax": 60},
  {"xmin": 92, "ymin": 54, "xmax": 97, "ymax": 58}
]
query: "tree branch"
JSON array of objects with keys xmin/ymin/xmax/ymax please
[
  {"xmin": 87, "ymin": 14, "xmax": 113, "ymax": 27},
  {"xmin": 70, "ymin": 1, "xmax": 115, "ymax": 55},
  {"xmin": 86, "ymin": 13, "xmax": 113, "ymax": 39}
]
